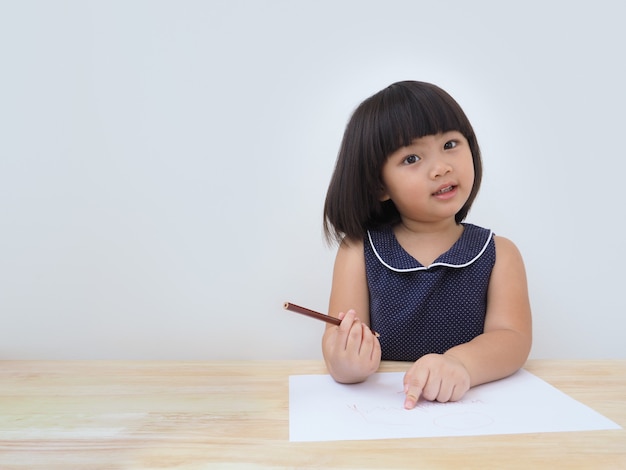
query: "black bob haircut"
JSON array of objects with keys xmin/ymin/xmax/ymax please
[{"xmin": 323, "ymin": 80, "xmax": 483, "ymax": 243}]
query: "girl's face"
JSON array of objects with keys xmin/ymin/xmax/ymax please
[{"xmin": 379, "ymin": 131, "xmax": 475, "ymax": 225}]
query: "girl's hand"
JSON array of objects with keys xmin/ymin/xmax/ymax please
[
  {"xmin": 322, "ymin": 309, "xmax": 381, "ymax": 383},
  {"xmin": 403, "ymin": 353, "xmax": 471, "ymax": 409}
]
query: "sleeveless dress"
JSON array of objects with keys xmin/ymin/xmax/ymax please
[{"xmin": 365, "ymin": 223, "xmax": 495, "ymax": 361}]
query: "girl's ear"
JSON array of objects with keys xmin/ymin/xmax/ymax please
[{"xmin": 378, "ymin": 186, "xmax": 391, "ymax": 202}]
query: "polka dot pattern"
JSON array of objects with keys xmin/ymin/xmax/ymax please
[{"xmin": 365, "ymin": 223, "xmax": 495, "ymax": 361}]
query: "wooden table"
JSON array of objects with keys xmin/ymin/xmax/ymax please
[{"xmin": 0, "ymin": 360, "xmax": 624, "ymax": 469}]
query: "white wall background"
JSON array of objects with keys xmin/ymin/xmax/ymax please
[{"xmin": 1, "ymin": 0, "xmax": 624, "ymax": 360}]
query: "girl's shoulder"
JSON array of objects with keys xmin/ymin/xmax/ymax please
[
  {"xmin": 493, "ymin": 234, "xmax": 521, "ymax": 251},
  {"xmin": 493, "ymin": 235, "xmax": 526, "ymax": 266},
  {"xmin": 337, "ymin": 236, "xmax": 365, "ymax": 257}
]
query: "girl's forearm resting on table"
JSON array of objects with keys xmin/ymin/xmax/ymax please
[{"xmin": 444, "ymin": 327, "xmax": 532, "ymax": 387}]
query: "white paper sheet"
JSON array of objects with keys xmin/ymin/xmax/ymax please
[{"xmin": 289, "ymin": 369, "xmax": 621, "ymax": 442}]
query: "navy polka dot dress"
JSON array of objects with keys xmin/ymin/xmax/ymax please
[{"xmin": 365, "ymin": 223, "xmax": 495, "ymax": 361}]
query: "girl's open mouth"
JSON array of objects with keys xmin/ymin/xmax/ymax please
[{"xmin": 433, "ymin": 185, "xmax": 455, "ymax": 196}]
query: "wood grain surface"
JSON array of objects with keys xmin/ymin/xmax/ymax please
[{"xmin": 0, "ymin": 360, "xmax": 624, "ymax": 469}]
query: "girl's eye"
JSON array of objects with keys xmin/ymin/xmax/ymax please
[
  {"xmin": 444, "ymin": 140, "xmax": 458, "ymax": 150},
  {"xmin": 403, "ymin": 154, "xmax": 420, "ymax": 165}
]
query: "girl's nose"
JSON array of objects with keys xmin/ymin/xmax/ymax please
[{"xmin": 430, "ymin": 160, "xmax": 452, "ymax": 179}]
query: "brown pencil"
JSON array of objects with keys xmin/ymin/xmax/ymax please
[{"xmin": 283, "ymin": 302, "xmax": 380, "ymax": 337}]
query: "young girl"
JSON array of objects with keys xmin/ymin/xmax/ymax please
[{"xmin": 322, "ymin": 81, "xmax": 532, "ymax": 410}]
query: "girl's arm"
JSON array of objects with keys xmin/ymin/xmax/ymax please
[
  {"xmin": 322, "ymin": 238, "xmax": 381, "ymax": 383},
  {"xmin": 403, "ymin": 235, "xmax": 532, "ymax": 407},
  {"xmin": 446, "ymin": 235, "xmax": 532, "ymax": 383}
]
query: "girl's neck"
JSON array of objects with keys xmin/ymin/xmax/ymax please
[
  {"xmin": 394, "ymin": 218, "xmax": 464, "ymax": 267},
  {"xmin": 397, "ymin": 217, "xmax": 461, "ymax": 237}
]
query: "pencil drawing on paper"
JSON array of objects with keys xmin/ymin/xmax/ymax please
[
  {"xmin": 346, "ymin": 403, "xmax": 413, "ymax": 426},
  {"xmin": 433, "ymin": 411, "xmax": 494, "ymax": 430},
  {"xmin": 346, "ymin": 398, "xmax": 494, "ymax": 430}
]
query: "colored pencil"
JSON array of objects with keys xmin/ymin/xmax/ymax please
[{"xmin": 283, "ymin": 302, "xmax": 379, "ymax": 337}]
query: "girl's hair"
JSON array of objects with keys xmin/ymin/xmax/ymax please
[{"xmin": 323, "ymin": 80, "xmax": 483, "ymax": 243}]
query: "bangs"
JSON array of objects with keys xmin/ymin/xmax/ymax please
[{"xmin": 370, "ymin": 82, "xmax": 471, "ymax": 158}]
